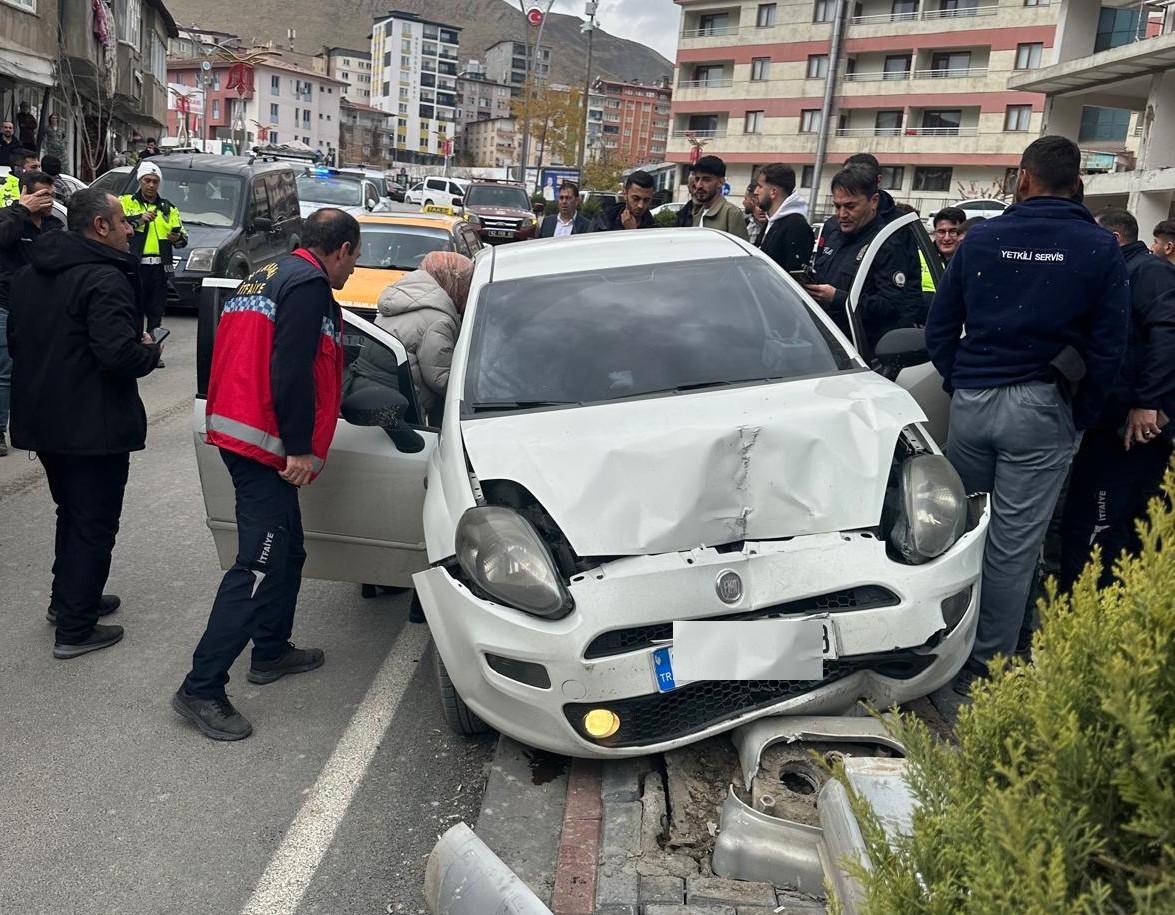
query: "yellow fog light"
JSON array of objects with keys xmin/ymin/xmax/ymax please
[{"xmin": 582, "ymin": 708, "xmax": 621, "ymax": 739}]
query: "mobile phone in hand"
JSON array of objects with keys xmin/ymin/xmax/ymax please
[
  {"xmin": 150, "ymin": 326, "xmax": 170, "ymax": 345},
  {"xmin": 788, "ymin": 267, "xmax": 817, "ymax": 285}
]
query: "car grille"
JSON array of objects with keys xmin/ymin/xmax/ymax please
[
  {"xmin": 479, "ymin": 216, "xmax": 523, "ymax": 232},
  {"xmin": 564, "ymin": 650, "xmax": 934, "ymax": 749},
  {"xmin": 583, "ymin": 586, "xmax": 899, "ymax": 660}
]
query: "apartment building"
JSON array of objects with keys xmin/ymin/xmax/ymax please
[
  {"xmin": 670, "ymin": 0, "xmax": 1061, "ymax": 212},
  {"xmin": 370, "ymin": 11, "xmax": 460, "ymax": 163},
  {"xmin": 485, "ymin": 40, "xmax": 552, "ymax": 95},
  {"xmin": 339, "ymin": 98, "xmax": 395, "ymax": 167},
  {"xmin": 1009, "ymin": 1, "xmax": 1174, "ymax": 229},
  {"xmin": 456, "ymin": 74, "xmax": 514, "ymax": 141},
  {"xmin": 319, "ymin": 47, "xmax": 373, "ymax": 103},
  {"xmin": 591, "ymin": 77, "xmax": 673, "ymax": 165},
  {"xmin": 167, "ymin": 58, "xmax": 344, "ymax": 154}
]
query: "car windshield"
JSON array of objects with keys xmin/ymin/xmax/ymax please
[
  {"xmin": 464, "ymin": 185, "xmax": 530, "ymax": 210},
  {"xmin": 297, "ymin": 174, "xmax": 363, "ymax": 207},
  {"xmin": 157, "ymin": 168, "xmax": 243, "ymax": 227},
  {"xmin": 465, "ymin": 258, "xmax": 853, "ymax": 410},
  {"xmin": 358, "ymin": 226, "xmax": 454, "ymax": 270}
]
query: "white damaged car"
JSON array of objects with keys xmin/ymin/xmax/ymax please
[{"xmin": 193, "ymin": 227, "xmax": 988, "ymax": 758}]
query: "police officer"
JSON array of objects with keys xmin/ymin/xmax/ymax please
[
  {"xmin": 804, "ymin": 165, "xmax": 922, "ymax": 353},
  {"xmin": 1, "ymin": 149, "xmax": 38, "ymax": 206},
  {"xmin": 1059, "ymin": 207, "xmax": 1175, "ymax": 591},
  {"xmin": 172, "ymin": 209, "xmax": 360, "ymax": 741},
  {"xmin": 120, "ymin": 160, "xmax": 186, "ymax": 349},
  {"xmin": 925, "ymin": 136, "xmax": 1130, "ymax": 718}
]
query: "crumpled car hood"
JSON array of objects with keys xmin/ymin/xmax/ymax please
[{"xmin": 459, "ymin": 371, "xmax": 927, "ymax": 557}]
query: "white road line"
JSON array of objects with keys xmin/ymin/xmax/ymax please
[{"xmin": 240, "ymin": 622, "xmax": 431, "ymax": 915}]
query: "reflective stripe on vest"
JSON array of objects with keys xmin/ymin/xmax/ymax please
[
  {"xmin": 918, "ymin": 249, "xmax": 937, "ymax": 293},
  {"xmin": 207, "ymin": 413, "xmax": 325, "ymax": 473}
]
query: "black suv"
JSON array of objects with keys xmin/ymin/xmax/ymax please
[{"xmin": 88, "ymin": 153, "xmax": 303, "ymax": 310}]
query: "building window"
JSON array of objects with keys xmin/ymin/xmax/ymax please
[
  {"xmin": 1015, "ymin": 42, "xmax": 1043, "ymax": 69},
  {"xmin": 698, "ymin": 12, "xmax": 730, "ymax": 34},
  {"xmin": 800, "ymin": 109, "xmax": 822, "ymax": 133},
  {"xmin": 751, "ymin": 58, "xmax": 771, "ymax": 80},
  {"xmin": 1024, "ymin": 0, "xmax": 1048, "ymax": 5},
  {"xmin": 801, "ymin": 165, "xmax": 815, "ymax": 188},
  {"xmin": 938, "ymin": 0, "xmax": 979, "ymax": 16},
  {"xmin": 5, "ymin": 0, "xmax": 35, "ymax": 10},
  {"xmin": 880, "ymin": 166, "xmax": 905, "ymax": 189},
  {"xmin": 692, "ymin": 64, "xmax": 726, "ymax": 86},
  {"xmin": 922, "ymin": 109, "xmax": 962, "ymax": 134},
  {"xmin": 271, "ymin": 74, "xmax": 280, "ymax": 94},
  {"xmin": 913, "ymin": 166, "xmax": 952, "ymax": 191},
  {"xmin": 270, "ymin": 103, "xmax": 279, "ymax": 121},
  {"xmin": 931, "ymin": 51, "xmax": 971, "ymax": 76},
  {"xmin": 883, "ymin": 55, "xmax": 911, "ymax": 79},
  {"xmin": 875, "ymin": 110, "xmax": 903, "ymax": 135},
  {"xmin": 813, "ymin": 0, "xmax": 834, "ymax": 20},
  {"xmin": 117, "ymin": 0, "xmax": 142, "ymax": 48},
  {"xmin": 892, "ymin": 0, "xmax": 918, "ymax": 19},
  {"xmin": 1079, "ymin": 106, "xmax": 1132, "ymax": 142},
  {"xmin": 211, "ymin": 99, "xmax": 220, "ymax": 119},
  {"xmin": 807, "ymin": 55, "xmax": 829, "ymax": 78},
  {"xmin": 1004, "ymin": 105, "xmax": 1032, "ymax": 131},
  {"xmin": 1094, "ymin": 7, "xmax": 1142, "ymax": 51},
  {"xmin": 745, "ymin": 110, "xmax": 765, "ymax": 133},
  {"xmin": 757, "ymin": 3, "xmax": 777, "ymax": 26}
]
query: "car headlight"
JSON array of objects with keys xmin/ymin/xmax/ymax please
[
  {"xmin": 888, "ymin": 454, "xmax": 967, "ymax": 564},
  {"xmin": 455, "ymin": 506, "xmax": 574, "ymax": 619},
  {"xmin": 184, "ymin": 247, "xmax": 217, "ymax": 272},
  {"xmin": 528, "ymin": 215, "xmax": 538, "ymax": 226},
  {"xmin": 464, "ymin": 212, "xmax": 480, "ymax": 226}
]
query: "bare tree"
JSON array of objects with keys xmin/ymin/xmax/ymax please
[{"xmin": 56, "ymin": 37, "xmax": 118, "ymax": 180}]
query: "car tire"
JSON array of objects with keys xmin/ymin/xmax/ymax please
[
  {"xmin": 435, "ymin": 650, "xmax": 492, "ymax": 737},
  {"xmin": 424, "ymin": 199, "xmax": 434, "ymax": 207}
]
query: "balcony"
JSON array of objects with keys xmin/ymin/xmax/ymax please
[
  {"xmin": 843, "ymin": 66, "xmax": 988, "ymax": 82},
  {"xmin": 670, "ymin": 128, "xmax": 727, "ymax": 139},
  {"xmin": 677, "ymin": 78, "xmax": 733, "ymax": 89},
  {"xmin": 681, "ymin": 25, "xmax": 740, "ymax": 38}
]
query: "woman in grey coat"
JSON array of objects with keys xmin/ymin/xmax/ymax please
[{"xmin": 372, "ymin": 250, "xmax": 473, "ymax": 420}]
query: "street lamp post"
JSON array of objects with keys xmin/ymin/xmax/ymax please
[
  {"xmin": 576, "ymin": 1, "xmax": 597, "ymax": 180},
  {"xmin": 516, "ymin": 0, "xmax": 554, "ymax": 189}
]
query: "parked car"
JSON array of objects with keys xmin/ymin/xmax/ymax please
[
  {"xmin": 193, "ymin": 226, "xmax": 989, "ymax": 758},
  {"xmin": 650, "ymin": 201, "xmax": 685, "ymax": 218},
  {"xmin": 90, "ymin": 154, "xmax": 304, "ymax": 311},
  {"xmin": 923, "ymin": 197, "xmax": 1009, "ymax": 233},
  {"xmin": 405, "ymin": 175, "xmax": 469, "ymax": 210},
  {"xmin": 335, "ymin": 212, "xmax": 484, "ymax": 319},
  {"xmin": 296, "ymin": 166, "xmax": 390, "ymax": 219},
  {"xmin": 387, "ymin": 180, "xmax": 407, "ymax": 203},
  {"xmin": 460, "ymin": 181, "xmax": 538, "ymax": 244}
]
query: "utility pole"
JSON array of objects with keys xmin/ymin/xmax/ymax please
[
  {"xmin": 516, "ymin": 0, "xmax": 554, "ymax": 189},
  {"xmin": 576, "ymin": 1, "xmax": 597, "ymax": 180}
]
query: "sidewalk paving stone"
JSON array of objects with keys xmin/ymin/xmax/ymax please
[{"xmin": 639, "ymin": 875, "xmax": 686, "ymax": 904}]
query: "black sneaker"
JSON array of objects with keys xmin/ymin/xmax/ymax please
[
  {"xmin": 928, "ymin": 668, "xmax": 980, "ymax": 721},
  {"xmin": 156, "ymin": 359, "xmax": 165, "ymax": 368},
  {"xmin": 0, "ymin": 430, "xmax": 7, "ymax": 456},
  {"xmin": 46, "ymin": 593, "xmax": 121, "ymax": 625},
  {"xmin": 247, "ymin": 646, "xmax": 325, "ymax": 684},
  {"xmin": 171, "ymin": 689, "xmax": 253, "ymax": 741},
  {"xmin": 53, "ymin": 623, "xmax": 124, "ymax": 659}
]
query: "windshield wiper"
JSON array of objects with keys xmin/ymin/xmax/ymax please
[{"xmin": 469, "ymin": 400, "xmax": 576, "ymax": 412}]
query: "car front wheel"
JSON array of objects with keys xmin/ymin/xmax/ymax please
[{"xmin": 435, "ymin": 650, "xmax": 492, "ymax": 736}]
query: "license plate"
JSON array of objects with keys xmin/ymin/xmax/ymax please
[
  {"xmin": 489, "ymin": 230, "xmax": 512, "ymax": 238},
  {"xmin": 652, "ymin": 618, "xmax": 837, "ymax": 693}
]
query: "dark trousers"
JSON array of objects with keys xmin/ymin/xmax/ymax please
[
  {"xmin": 40, "ymin": 452, "xmax": 130, "ymax": 643},
  {"xmin": 182, "ymin": 450, "xmax": 306, "ymax": 699},
  {"xmin": 1059, "ymin": 429, "xmax": 1172, "ymax": 590},
  {"xmin": 138, "ymin": 264, "xmax": 168, "ymax": 333}
]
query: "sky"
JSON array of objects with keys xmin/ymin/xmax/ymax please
[{"xmin": 545, "ymin": 0, "xmax": 683, "ymax": 62}]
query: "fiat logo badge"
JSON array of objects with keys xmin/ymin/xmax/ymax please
[{"xmin": 715, "ymin": 570, "xmax": 743, "ymax": 604}]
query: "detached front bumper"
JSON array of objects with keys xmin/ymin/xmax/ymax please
[{"xmin": 416, "ymin": 498, "xmax": 989, "ymax": 758}]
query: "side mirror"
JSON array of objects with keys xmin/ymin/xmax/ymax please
[
  {"xmin": 874, "ymin": 327, "xmax": 931, "ymax": 379},
  {"xmin": 340, "ymin": 386, "xmax": 425, "ymax": 453},
  {"xmin": 452, "ymin": 197, "xmax": 464, "ymax": 209},
  {"xmin": 251, "ymin": 216, "xmax": 274, "ymax": 233}
]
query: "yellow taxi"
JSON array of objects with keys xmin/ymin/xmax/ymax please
[{"xmin": 337, "ymin": 212, "xmax": 483, "ymax": 318}]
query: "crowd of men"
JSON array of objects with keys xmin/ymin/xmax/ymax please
[{"xmin": 2, "ymin": 132, "xmax": 1174, "ymax": 737}]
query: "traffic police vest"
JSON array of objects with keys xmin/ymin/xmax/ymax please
[{"xmin": 120, "ymin": 191, "xmax": 186, "ymax": 264}]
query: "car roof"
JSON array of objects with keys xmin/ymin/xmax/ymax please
[
  {"xmin": 151, "ymin": 154, "xmax": 294, "ymax": 174},
  {"xmin": 488, "ymin": 227, "xmax": 751, "ymax": 282},
  {"xmin": 357, "ymin": 213, "xmax": 463, "ymax": 229}
]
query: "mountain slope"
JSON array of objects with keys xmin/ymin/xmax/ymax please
[{"xmin": 172, "ymin": 0, "xmax": 675, "ymax": 87}]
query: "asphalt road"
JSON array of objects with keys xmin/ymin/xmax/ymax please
[{"xmin": 0, "ymin": 315, "xmax": 496, "ymax": 915}]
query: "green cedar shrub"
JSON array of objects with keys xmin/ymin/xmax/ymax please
[
  {"xmin": 837, "ymin": 471, "xmax": 1175, "ymax": 915},
  {"xmin": 578, "ymin": 197, "xmax": 602, "ymax": 219},
  {"xmin": 654, "ymin": 209, "xmax": 680, "ymax": 228}
]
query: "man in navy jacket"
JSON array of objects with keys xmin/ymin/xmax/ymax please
[
  {"xmin": 1059, "ymin": 206, "xmax": 1175, "ymax": 590},
  {"xmin": 925, "ymin": 135, "xmax": 1130, "ymax": 717}
]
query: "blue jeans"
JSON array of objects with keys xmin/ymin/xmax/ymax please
[
  {"xmin": 946, "ymin": 382, "xmax": 1079, "ymax": 671},
  {"xmin": 0, "ymin": 307, "xmax": 10, "ymax": 431},
  {"xmin": 181, "ymin": 450, "xmax": 306, "ymax": 699}
]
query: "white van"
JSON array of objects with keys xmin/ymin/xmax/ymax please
[{"xmin": 405, "ymin": 175, "xmax": 469, "ymax": 209}]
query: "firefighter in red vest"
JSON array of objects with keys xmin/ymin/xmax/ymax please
[{"xmin": 173, "ymin": 208, "xmax": 360, "ymax": 741}]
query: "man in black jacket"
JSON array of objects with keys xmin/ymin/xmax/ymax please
[
  {"xmin": 0, "ymin": 170, "xmax": 64, "ymax": 457},
  {"xmin": 537, "ymin": 181, "xmax": 589, "ymax": 237},
  {"xmin": 7, "ymin": 188, "xmax": 162, "ymax": 659},
  {"xmin": 805, "ymin": 165, "xmax": 922, "ymax": 353},
  {"xmin": 754, "ymin": 163, "xmax": 815, "ymax": 272},
  {"xmin": 1059, "ymin": 206, "xmax": 1175, "ymax": 590},
  {"xmin": 589, "ymin": 171, "xmax": 657, "ymax": 232}
]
